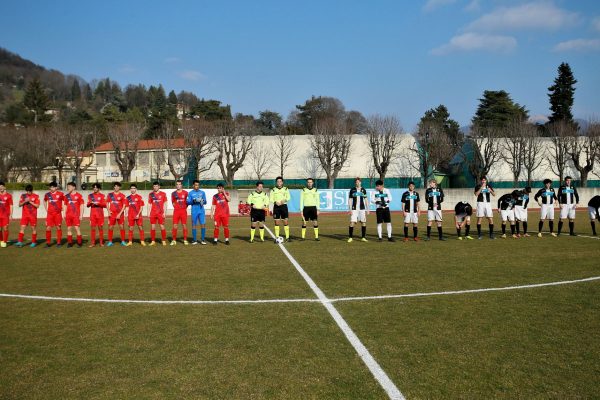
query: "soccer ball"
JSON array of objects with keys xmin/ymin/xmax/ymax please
[{"xmin": 276, "ymin": 236, "xmax": 284, "ymax": 244}]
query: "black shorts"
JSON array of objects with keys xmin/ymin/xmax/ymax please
[
  {"xmin": 302, "ymin": 206, "xmax": 318, "ymax": 221},
  {"xmin": 273, "ymin": 204, "xmax": 289, "ymax": 219},
  {"xmin": 376, "ymin": 208, "xmax": 391, "ymax": 224},
  {"xmin": 251, "ymin": 208, "xmax": 266, "ymax": 223}
]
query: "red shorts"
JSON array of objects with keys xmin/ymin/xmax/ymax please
[
  {"xmin": 214, "ymin": 214, "xmax": 230, "ymax": 227},
  {"xmin": 65, "ymin": 214, "xmax": 81, "ymax": 227},
  {"xmin": 46, "ymin": 213, "xmax": 62, "ymax": 227},
  {"xmin": 0, "ymin": 215, "xmax": 9, "ymax": 227},
  {"xmin": 21, "ymin": 215, "xmax": 38, "ymax": 226},
  {"xmin": 128, "ymin": 216, "xmax": 143, "ymax": 227},
  {"xmin": 150, "ymin": 214, "xmax": 165, "ymax": 225},
  {"xmin": 109, "ymin": 214, "xmax": 125, "ymax": 226},
  {"xmin": 173, "ymin": 210, "xmax": 187, "ymax": 225},
  {"xmin": 90, "ymin": 215, "xmax": 105, "ymax": 227}
]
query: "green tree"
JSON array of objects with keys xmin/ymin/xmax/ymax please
[
  {"xmin": 190, "ymin": 99, "xmax": 232, "ymax": 121},
  {"xmin": 167, "ymin": 90, "xmax": 178, "ymax": 105},
  {"xmin": 472, "ymin": 90, "xmax": 528, "ymax": 129},
  {"xmin": 70, "ymin": 79, "xmax": 81, "ymax": 102},
  {"xmin": 23, "ymin": 78, "xmax": 50, "ymax": 124},
  {"xmin": 83, "ymin": 83, "xmax": 93, "ymax": 102},
  {"xmin": 295, "ymin": 96, "xmax": 346, "ymax": 134},
  {"xmin": 257, "ymin": 110, "xmax": 283, "ymax": 135},
  {"xmin": 548, "ymin": 62, "xmax": 577, "ymax": 127}
]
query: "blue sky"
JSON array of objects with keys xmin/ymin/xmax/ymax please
[{"xmin": 1, "ymin": 0, "xmax": 599, "ymax": 129}]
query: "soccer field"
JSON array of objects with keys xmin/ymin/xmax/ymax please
[{"xmin": 1, "ymin": 212, "xmax": 599, "ymax": 399}]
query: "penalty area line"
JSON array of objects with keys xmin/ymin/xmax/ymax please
[{"xmin": 264, "ymin": 225, "xmax": 405, "ymax": 400}]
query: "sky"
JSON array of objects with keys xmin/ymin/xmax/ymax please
[{"xmin": 1, "ymin": 0, "xmax": 600, "ymax": 130}]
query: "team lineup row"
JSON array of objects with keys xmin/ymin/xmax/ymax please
[{"xmin": 0, "ymin": 175, "xmax": 599, "ymax": 248}]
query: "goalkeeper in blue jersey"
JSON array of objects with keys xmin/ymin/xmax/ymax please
[{"xmin": 186, "ymin": 180, "xmax": 207, "ymax": 245}]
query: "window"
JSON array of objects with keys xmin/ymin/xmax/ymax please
[
  {"xmin": 96, "ymin": 153, "xmax": 107, "ymax": 166},
  {"xmin": 138, "ymin": 152, "xmax": 149, "ymax": 166}
]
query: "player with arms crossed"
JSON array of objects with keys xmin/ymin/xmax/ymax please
[
  {"xmin": 210, "ymin": 183, "xmax": 231, "ymax": 245},
  {"xmin": 371, "ymin": 179, "xmax": 394, "ymax": 242},
  {"xmin": 187, "ymin": 180, "xmax": 207, "ymax": 245},
  {"xmin": 300, "ymin": 178, "xmax": 320, "ymax": 241},
  {"xmin": 64, "ymin": 182, "xmax": 84, "ymax": 247},
  {"xmin": 474, "ymin": 176, "xmax": 496, "ymax": 240},
  {"xmin": 125, "ymin": 184, "xmax": 146, "ymax": 246},
  {"xmin": 270, "ymin": 176, "xmax": 291, "ymax": 243},
  {"xmin": 497, "ymin": 191, "xmax": 517, "ymax": 238},
  {"xmin": 44, "ymin": 181, "xmax": 65, "ymax": 247},
  {"xmin": 534, "ymin": 179, "xmax": 558, "ymax": 237},
  {"xmin": 514, "ymin": 187, "xmax": 532, "ymax": 237},
  {"xmin": 557, "ymin": 176, "xmax": 579, "ymax": 236},
  {"xmin": 87, "ymin": 183, "xmax": 106, "ymax": 247},
  {"xmin": 587, "ymin": 195, "xmax": 600, "ymax": 236},
  {"xmin": 0, "ymin": 181, "xmax": 13, "ymax": 247},
  {"xmin": 16, "ymin": 184, "xmax": 40, "ymax": 247},
  {"xmin": 171, "ymin": 179, "xmax": 189, "ymax": 245},
  {"xmin": 425, "ymin": 179, "xmax": 445, "ymax": 241},
  {"xmin": 401, "ymin": 181, "xmax": 420, "ymax": 242},
  {"xmin": 348, "ymin": 178, "xmax": 369, "ymax": 243},
  {"xmin": 455, "ymin": 201, "xmax": 473, "ymax": 240},
  {"xmin": 148, "ymin": 181, "xmax": 168, "ymax": 246},
  {"xmin": 106, "ymin": 182, "xmax": 127, "ymax": 246},
  {"xmin": 248, "ymin": 181, "xmax": 269, "ymax": 243}
]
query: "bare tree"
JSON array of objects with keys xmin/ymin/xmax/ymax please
[
  {"xmin": 246, "ymin": 142, "xmax": 272, "ymax": 180},
  {"xmin": 501, "ymin": 119, "xmax": 527, "ymax": 186},
  {"xmin": 181, "ymin": 119, "xmax": 216, "ymax": 180},
  {"xmin": 410, "ymin": 121, "xmax": 461, "ymax": 187},
  {"xmin": 547, "ymin": 121, "xmax": 575, "ymax": 183},
  {"xmin": 17, "ymin": 126, "xmax": 56, "ymax": 181},
  {"xmin": 54, "ymin": 122, "xmax": 98, "ymax": 188},
  {"xmin": 462, "ymin": 126, "xmax": 503, "ymax": 181},
  {"xmin": 300, "ymin": 151, "xmax": 322, "ymax": 180},
  {"xmin": 214, "ymin": 119, "xmax": 256, "ymax": 187},
  {"xmin": 271, "ymin": 132, "xmax": 294, "ymax": 178},
  {"xmin": 309, "ymin": 117, "xmax": 353, "ymax": 189},
  {"xmin": 107, "ymin": 121, "xmax": 145, "ymax": 181},
  {"xmin": 521, "ymin": 124, "xmax": 544, "ymax": 186},
  {"xmin": 0, "ymin": 126, "xmax": 17, "ymax": 181},
  {"xmin": 366, "ymin": 115, "xmax": 403, "ymax": 180},
  {"xmin": 568, "ymin": 121, "xmax": 600, "ymax": 187}
]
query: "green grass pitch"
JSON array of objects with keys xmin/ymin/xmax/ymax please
[{"xmin": 1, "ymin": 212, "xmax": 599, "ymax": 399}]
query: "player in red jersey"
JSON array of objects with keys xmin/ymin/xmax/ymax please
[
  {"xmin": 87, "ymin": 183, "xmax": 106, "ymax": 247},
  {"xmin": 125, "ymin": 184, "xmax": 146, "ymax": 246},
  {"xmin": 210, "ymin": 183, "xmax": 231, "ymax": 245},
  {"xmin": 106, "ymin": 182, "xmax": 127, "ymax": 247},
  {"xmin": 64, "ymin": 182, "xmax": 84, "ymax": 247},
  {"xmin": 0, "ymin": 181, "xmax": 13, "ymax": 248},
  {"xmin": 43, "ymin": 181, "xmax": 65, "ymax": 247},
  {"xmin": 148, "ymin": 181, "xmax": 168, "ymax": 245},
  {"xmin": 170, "ymin": 179, "xmax": 189, "ymax": 246},
  {"xmin": 16, "ymin": 184, "xmax": 40, "ymax": 248}
]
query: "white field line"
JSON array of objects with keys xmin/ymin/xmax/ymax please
[
  {"xmin": 331, "ymin": 276, "xmax": 600, "ymax": 302},
  {"xmin": 263, "ymin": 226, "xmax": 405, "ymax": 400}
]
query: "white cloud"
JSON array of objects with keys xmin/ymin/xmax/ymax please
[
  {"xmin": 553, "ymin": 38, "xmax": 600, "ymax": 52},
  {"xmin": 466, "ymin": 2, "xmax": 580, "ymax": 32},
  {"xmin": 118, "ymin": 65, "xmax": 136, "ymax": 73},
  {"xmin": 178, "ymin": 70, "xmax": 205, "ymax": 81},
  {"xmin": 430, "ymin": 32, "xmax": 517, "ymax": 55},
  {"xmin": 164, "ymin": 57, "xmax": 181, "ymax": 64},
  {"xmin": 464, "ymin": 0, "xmax": 480, "ymax": 13},
  {"xmin": 423, "ymin": 0, "xmax": 456, "ymax": 12},
  {"xmin": 592, "ymin": 16, "xmax": 600, "ymax": 32}
]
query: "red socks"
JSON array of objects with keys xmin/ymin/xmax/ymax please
[
  {"xmin": 224, "ymin": 227, "xmax": 230, "ymax": 239},
  {"xmin": 46, "ymin": 230, "xmax": 51, "ymax": 245},
  {"xmin": 172, "ymin": 228, "xmax": 177, "ymax": 240},
  {"xmin": 213, "ymin": 228, "xmax": 219, "ymax": 239},
  {"xmin": 161, "ymin": 229, "xmax": 166, "ymax": 241},
  {"xmin": 151, "ymin": 229, "xmax": 156, "ymax": 241},
  {"xmin": 91, "ymin": 229, "xmax": 96, "ymax": 245},
  {"xmin": 57, "ymin": 229, "xmax": 62, "ymax": 244},
  {"xmin": 67, "ymin": 234, "xmax": 73, "ymax": 244},
  {"xmin": 129, "ymin": 230, "xmax": 133, "ymax": 242},
  {"xmin": 98, "ymin": 229, "xmax": 104, "ymax": 245},
  {"xmin": 2, "ymin": 230, "xmax": 8, "ymax": 242},
  {"xmin": 120, "ymin": 229, "xmax": 125, "ymax": 241},
  {"xmin": 77, "ymin": 235, "xmax": 82, "ymax": 245},
  {"xmin": 32, "ymin": 232, "xmax": 37, "ymax": 243},
  {"xmin": 108, "ymin": 229, "xmax": 113, "ymax": 242},
  {"xmin": 18, "ymin": 232, "xmax": 24, "ymax": 243},
  {"xmin": 183, "ymin": 228, "xmax": 187, "ymax": 240}
]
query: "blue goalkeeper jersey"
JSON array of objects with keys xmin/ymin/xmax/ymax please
[{"xmin": 187, "ymin": 189, "xmax": 207, "ymax": 212}]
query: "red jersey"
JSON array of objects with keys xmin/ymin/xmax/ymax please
[
  {"xmin": 45, "ymin": 191, "xmax": 65, "ymax": 215},
  {"xmin": 212, "ymin": 192, "xmax": 230, "ymax": 216},
  {"xmin": 64, "ymin": 192, "xmax": 84, "ymax": 217},
  {"xmin": 171, "ymin": 190, "xmax": 189, "ymax": 211},
  {"xmin": 107, "ymin": 192, "xmax": 127, "ymax": 215},
  {"xmin": 87, "ymin": 192, "xmax": 106, "ymax": 218},
  {"xmin": 0, "ymin": 192, "xmax": 13, "ymax": 217},
  {"xmin": 20, "ymin": 192, "xmax": 40, "ymax": 218},
  {"xmin": 126, "ymin": 193, "xmax": 144, "ymax": 217},
  {"xmin": 149, "ymin": 191, "xmax": 167, "ymax": 216}
]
